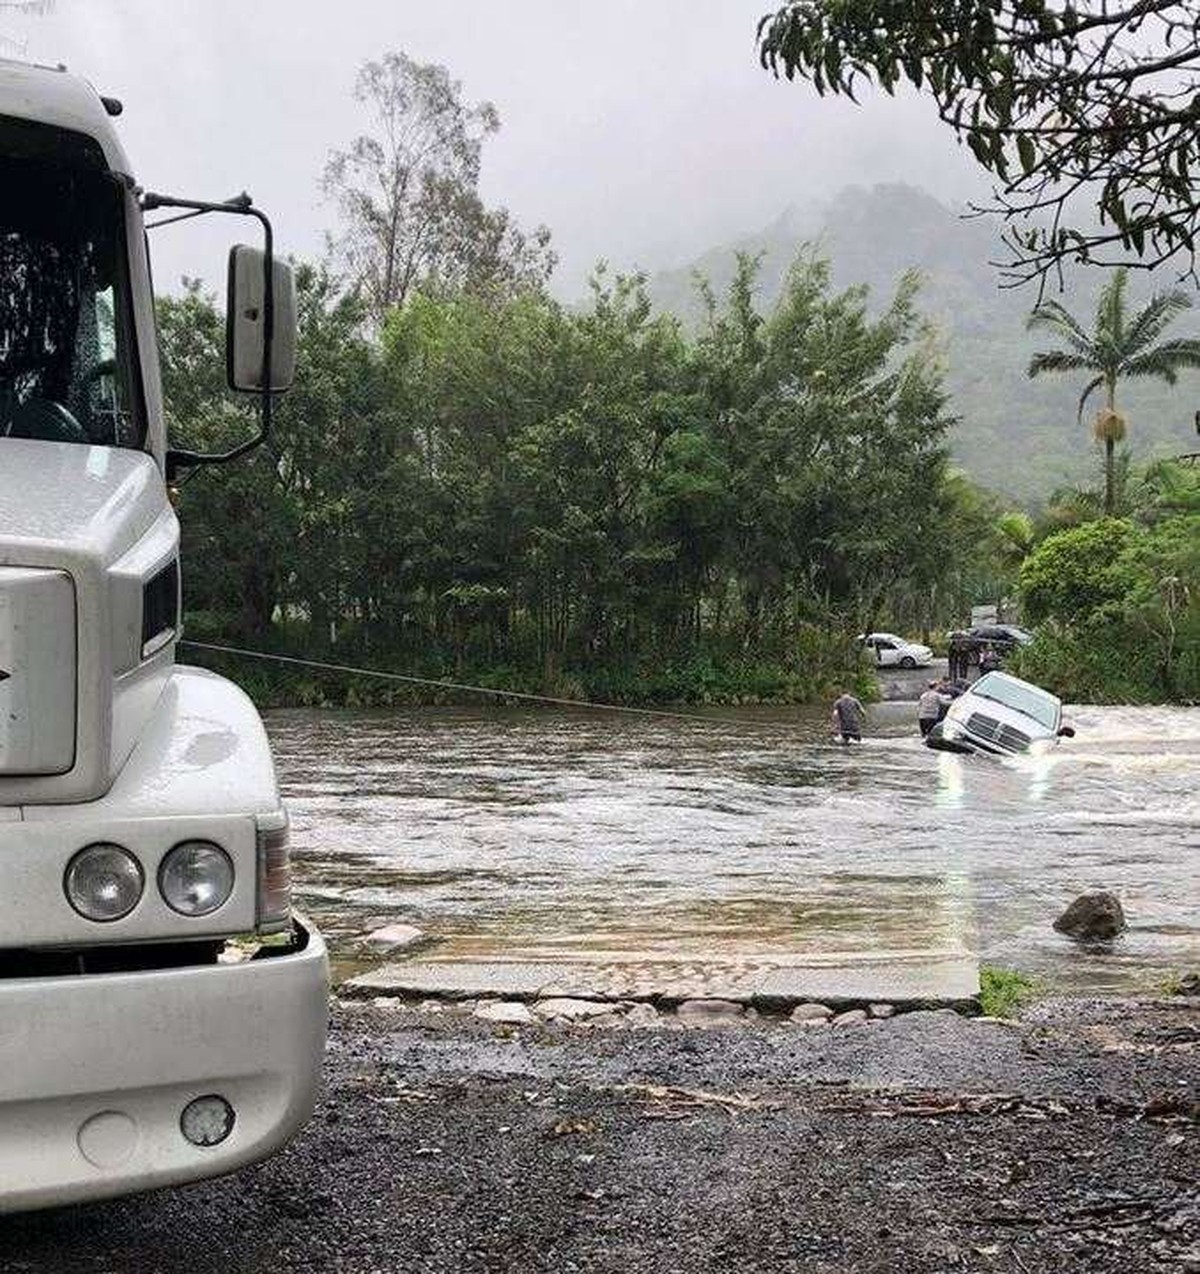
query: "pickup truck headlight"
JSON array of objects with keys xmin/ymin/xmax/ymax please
[
  {"xmin": 65, "ymin": 844, "xmax": 144, "ymax": 921},
  {"xmin": 159, "ymin": 840, "xmax": 234, "ymax": 917}
]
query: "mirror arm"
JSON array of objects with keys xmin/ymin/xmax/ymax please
[{"xmin": 141, "ymin": 191, "xmax": 276, "ymax": 480}]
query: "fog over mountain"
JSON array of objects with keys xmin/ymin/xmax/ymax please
[
  {"xmin": 7, "ymin": 4, "xmax": 1197, "ymax": 499},
  {"xmin": 4, "ymin": 0, "xmax": 986, "ymax": 295},
  {"xmin": 647, "ymin": 185, "xmax": 1200, "ymax": 501}
]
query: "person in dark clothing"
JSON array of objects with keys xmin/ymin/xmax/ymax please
[
  {"xmin": 947, "ymin": 631, "xmax": 969, "ymax": 682},
  {"xmin": 831, "ymin": 689, "xmax": 866, "ymax": 743},
  {"xmin": 966, "ymin": 639, "xmax": 982, "ymax": 680}
]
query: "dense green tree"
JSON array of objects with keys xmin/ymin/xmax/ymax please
[
  {"xmin": 161, "ymin": 266, "xmax": 385, "ymax": 640},
  {"xmin": 160, "ymin": 246, "xmax": 1005, "ymax": 705},
  {"xmin": 1027, "ymin": 269, "xmax": 1200, "ymax": 514},
  {"xmin": 1015, "ymin": 504, "xmax": 1199, "ymax": 701}
]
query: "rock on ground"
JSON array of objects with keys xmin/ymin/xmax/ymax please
[
  {"xmin": 473, "ymin": 1000, "xmax": 534, "ymax": 1025},
  {"xmin": 623, "ymin": 1002, "xmax": 660, "ymax": 1027},
  {"xmin": 676, "ymin": 998, "xmax": 746, "ymax": 1022},
  {"xmin": 1054, "ymin": 891, "xmax": 1127, "ymax": 941},
  {"xmin": 533, "ymin": 997, "xmax": 620, "ymax": 1022},
  {"xmin": 362, "ymin": 922, "xmax": 428, "ymax": 952},
  {"xmin": 832, "ymin": 1009, "xmax": 870, "ymax": 1027},
  {"xmin": 790, "ymin": 1002, "xmax": 833, "ymax": 1022}
]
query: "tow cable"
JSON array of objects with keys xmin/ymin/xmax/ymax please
[{"xmin": 180, "ymin": 641, "xmax": 797, "ymax": 732}]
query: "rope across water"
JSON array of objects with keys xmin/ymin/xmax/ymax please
[{"xmin": 180, "ymin": 641, "xmax": 799, "ymax": 732}]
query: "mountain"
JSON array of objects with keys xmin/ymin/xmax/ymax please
[{"xmin": 645, "ymin": 184, "xmax": 1200, "ymax": 502}]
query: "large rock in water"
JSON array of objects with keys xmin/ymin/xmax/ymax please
[{"xmin": 1054, "ymin": 892, "xmax": 1126, "ymax": 942}]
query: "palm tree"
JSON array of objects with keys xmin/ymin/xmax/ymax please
[
  {"xmin": 1044, "ymin": 450, "xmax": 1134, "ymax": 528},
  {"xmin": 1027, "ymin": 268, "xmax": 1200, "ymax": 514},
  {"xmin": 995, "ymin": 509, "xmax": 1036, "ymax": 566}
]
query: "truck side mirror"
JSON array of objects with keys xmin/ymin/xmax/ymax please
[
  {"xmin": 226, "ymin": 245, "xmax": 296, "ymax": 393},
  {"xmin": 1058, "ymin": 725, "xmax": 1075, "ymax": 738}
]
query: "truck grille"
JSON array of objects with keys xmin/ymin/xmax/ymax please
[
  {"xmin": 966, "ymin": 711, "xmax": 1032, "ymax": 753},
  {"xmin": 0, "ymin": 567, "xmax": 77, "ymax": 775}
]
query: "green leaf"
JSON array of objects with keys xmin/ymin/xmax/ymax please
[{"xmin": 1017, "ymin": 134, "xmax": 1036, "ymax": 175}]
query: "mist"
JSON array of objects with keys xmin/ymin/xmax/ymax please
[{"xmin": 5, "ymin": 0, "xmax": 990, "ymax": 295}]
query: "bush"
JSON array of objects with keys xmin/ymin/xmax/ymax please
[
  {"xmin": 1019, "ymin": 519, "xmax": 1136, "ymax": 625},
  {"xmin": 1009, "ymin": 625, "xmax": 1164, "ymax": 704},
  {"xmin": 1014, "ymin": 514, "xmax": 1200, "ymax": 703}
]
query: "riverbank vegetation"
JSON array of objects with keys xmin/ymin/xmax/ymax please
[
  {"xmin": 168, "ymin": 255, "xmax": 994, "ymax": 705},
  {"xmin": 164, "ymin": 47, "xmax": 1199, "ymax": 708},
  {"xmin": 1009, "ymin": 460, "xmax": 1200, "ymax": 703},
  {"xmin": 997, "ymin": 273, "xmax": 1200, "ymax": 704}
]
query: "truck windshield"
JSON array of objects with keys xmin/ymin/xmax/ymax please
[{"xmin": 0, "ymin": 140, "xmax": 142, "ymax": 448}]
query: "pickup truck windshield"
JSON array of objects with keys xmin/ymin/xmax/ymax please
[
  {"xmin": 0, "ymin": 144, "xmax": 142, "ymax": 448},
  {"xmin": 972, "ymin": 673, "xmax": 1060, "ymax": 731}
]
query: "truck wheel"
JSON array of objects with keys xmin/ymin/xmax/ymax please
[{"xmin": 900, "ymin": 656, "xmax": 916, "ymax": 669}]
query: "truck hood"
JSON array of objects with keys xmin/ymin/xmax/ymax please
[
  {"xmin": 0, "ymin": 439, "xmax": 163, "ymax": 568},
  {"xmin": 0, "ymin": 438, "xmax": 177, "ymax": 804}
]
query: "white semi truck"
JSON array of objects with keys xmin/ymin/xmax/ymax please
[{"xmin": 0, "ymin": 60, "xmax": 328, "ymax": 1210}]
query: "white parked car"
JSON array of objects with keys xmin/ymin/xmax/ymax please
[
  {"xmin": 926, "ymin": 671, "xmax": 1075, "ymax": 757},
  {"xmin": 860, "ymin": 632, "xmax": 934, "ymax": 669}
]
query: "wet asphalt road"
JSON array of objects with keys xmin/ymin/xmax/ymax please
[{"xmin": 3, "ymin": 997, "xmax": 1197, "ymax": 1274}]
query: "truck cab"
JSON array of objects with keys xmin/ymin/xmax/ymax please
[{"xmin": 0, "ymin": 59, "xmax": 327, "ymax": 1211}]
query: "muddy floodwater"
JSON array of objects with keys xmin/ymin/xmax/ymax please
[{"xmin": 267, "ymin": 700, "xmax": 1199, "ymax": 993}]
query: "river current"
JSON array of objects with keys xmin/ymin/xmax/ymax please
[{"xmin": 268, "ymin": 700, "xmax": 1199, "ymax": 992}]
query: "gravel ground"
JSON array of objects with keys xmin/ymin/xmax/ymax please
[{"xmin": 4, "ymin": 997, "xmax": 1197, "ymax": 1274}]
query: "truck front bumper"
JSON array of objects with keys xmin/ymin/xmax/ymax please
[{"xmin": 0, "ymin": 919, "xmax": 327, "ymax": 1213}]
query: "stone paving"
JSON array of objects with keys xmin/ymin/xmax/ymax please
[{"xmin": 343, "ymin": 949, "xmax": 979, "ymax": 1010}]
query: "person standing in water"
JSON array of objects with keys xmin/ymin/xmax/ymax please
[
  {"xmin": 917, "ymin": 680, "xmax": 943, "ymax": 736},
  {"xmin": 831, "ymin": 688, "xmax": 866, "ymax": 743}
]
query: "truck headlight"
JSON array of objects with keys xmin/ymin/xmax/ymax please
[
  {"xmin": 65, "ymin": 844, "xmax": 144, "ymax": 921},
  {"xmin": 159, "ymin": 841, "xmax": 234, "ymax": 917}
]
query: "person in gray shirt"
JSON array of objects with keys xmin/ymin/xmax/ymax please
[
  {"xmin": 917, "ymin": 681, "xmax": 943, "ymax": 736},
  {"xmin": 831, "ymin": 689, "xmax": 866, "ymax": 743}
]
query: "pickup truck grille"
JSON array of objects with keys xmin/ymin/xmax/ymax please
[{"xmin": 966, "ymin": 711, "xmax": 1032, "ymax": 753}]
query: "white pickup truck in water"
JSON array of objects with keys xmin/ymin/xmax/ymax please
[
  {"xmin": 0, "ymin": 60, "xmax": 327, "ymax": 1211},
  {"xmin": 926, "ymin": 671, "xmax": 1075, "ymax": 757}
]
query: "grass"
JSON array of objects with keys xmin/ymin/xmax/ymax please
[
  {"xmin": 1161, "ymin": 970, "xmax": 1200, "ymax": 997},
  {"xmin": 979, "ymin": 965, "xmax": 1043, "ymax": 1019}
]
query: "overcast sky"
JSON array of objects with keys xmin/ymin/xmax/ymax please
[{"xmin": 6, "ymin": 0, "xmax": 988, "ymax": 295}]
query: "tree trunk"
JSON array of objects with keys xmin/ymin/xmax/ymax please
[{"xmin": 1104, "ymin": 380, "xmax": 1117, "ymax": 516}]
